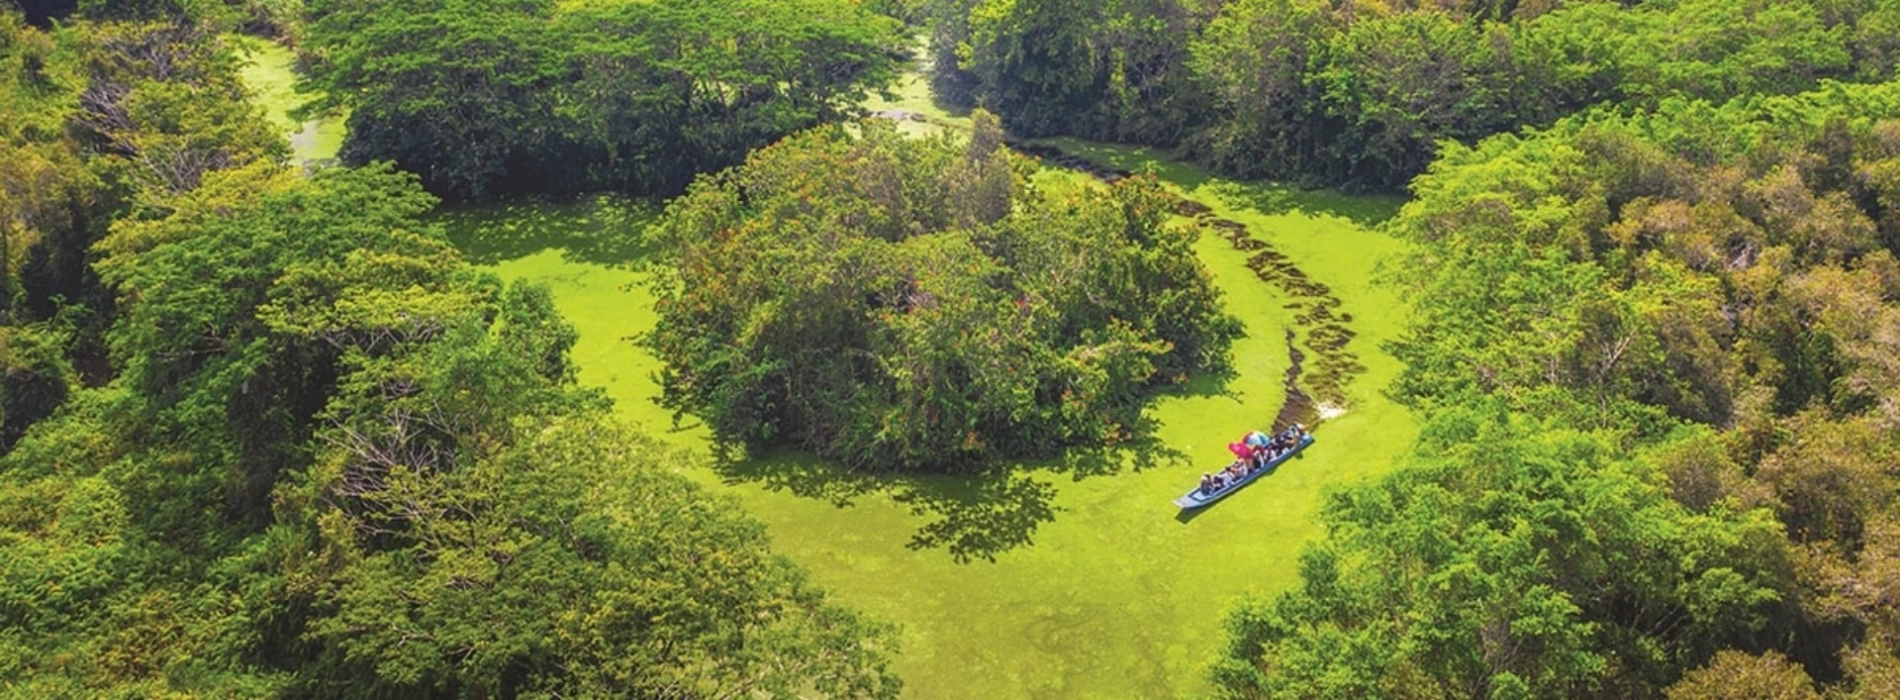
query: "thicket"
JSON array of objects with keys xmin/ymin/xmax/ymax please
[
  {"xmin": 925, "ymin": 0, "xmax": 1900, "ymax": 190},
  {"xmin": 0, "ymin": 12, "xmax": 895, "ymax": 697},
  {"xmin": 1214, "ymin": 79, "xmax": 1900, "ymax": 697},
  {"xmin": 15, "ymin": 0, "xmax": 306, "ymax": 36},
  {"xmin": 297, "ymin": 0, "xmax": 908, "ymax": 202},
  {"xmin": 648, "ymin": 114, "xmax": 1240, "ymax": 471}
]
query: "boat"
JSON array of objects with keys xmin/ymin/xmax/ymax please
[{"xmin": 1173, "ymin": 429, "xmax": 1314, "ymax": 509}]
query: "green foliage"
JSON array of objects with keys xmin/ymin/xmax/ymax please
[
  {"xmin": 948, "ymin": 0, "xmax": 1206, "ymax": 143},
  {"xmin": 0, "ymin": 323, "xmax": 72, "ymax": 448},
  {"xmin": 1219, "ymin": 77, "xmax": 1900, "ymax": 697},
  {"xmin": 1214, "ymin": 407, "xmax": 1794, "ymax": 699},
  {"xmin": 290, "ymin": 416, "xmax": 898, "ymax": 698},
  {"xmin": 649, "ymin": 113, "xmax": 1239, "ymax": 471},
  {"xmin": 0, "ymin": 10, "xmax": 94, "ymax": 321},
  {"xmin": 69, "ymin": 20, "xmax": 286, "ymax": 193},
  {"xmin": 1666, "ymin": 650, "xmax": 1821, "ymax": 700},
  {"xmin": 929, "ymin": 0, "xmax": 1891, "ymax": 190},
  {"xmin": 301, "ymin": 0, "xmax": 907, "ymax": 201},
  {"xmin": 0, "ymin": 13, "xmax": 900, "ymax": 698},
  {"xmin": 1312, "ymin": 10, "xmax": 1516, "ymax": 187},
  {"xmin": 0, "ymin": 161, "xmax": 898, "ymax": 696}
]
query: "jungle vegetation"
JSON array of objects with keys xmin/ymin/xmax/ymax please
[
  {"xmin": 1212, "ymin": 69, "xmax": 1900, "ymax": 700},
  {"xmin": 647, "ymin": 113, "xmax": 1238, "ymax": 471},
  {"xmin": 0, "ymin": 9, "xmax": 895, "ymax": 697},
  {"xmin": 921, "ymin": 0, "xmax": 1900, "ymax": 190},
  {"xmin": 9, "ymin": 0, "xmax": 1900, "ymax": 698},
  {"xmin": 299, "ymin": 0, "xmax": 909, "ymax": 201}
]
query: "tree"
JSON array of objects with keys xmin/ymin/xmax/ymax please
[
  {"xmin": 1213, "ymin": 408, "xmax": 1793, "ymax": 699},
  {"xmin": 1259, "ymin": 76, "xmax": 1900, "ymax": 697},
  {"xmin": 649, "ymin": 114, "xmax": 1238, "ymax": 471},
  {"xmin": 302, "ymin": 0, "xmax": 906, "ymax": 201},
  {"xmin": 1666, "ymin": 650, "xmax": 1821, "ymax": 700}
]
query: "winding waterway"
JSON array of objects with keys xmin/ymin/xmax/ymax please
[{"xmin": 241, "ymin": 37, "xmax": 1420, "ymax": 698}]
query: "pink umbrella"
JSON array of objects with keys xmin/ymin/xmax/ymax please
[{"xmin": 1228, "ymin": 442, "xmax": 1251, "ymax": 459}]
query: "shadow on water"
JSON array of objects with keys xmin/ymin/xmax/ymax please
[
  {"xmin": 712, "ymin": 416, "xmax": 1195, "ymax": 564},
  {"xmin": 431, "ymin": 194, "xmax": 659, "ymax": 267},
  {"xmin": 1201, "ymin": 180, "xmax": 1402, "ymax": 229},
  {"xmin": 712, "ymin": 451, "xmax": 1060, "ymax": 564},
  {"xmin": 1028, "ymin": 139, "xmax": 1403, "ymax": 229}
]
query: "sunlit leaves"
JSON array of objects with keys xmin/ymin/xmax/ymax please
[
  {"xmin": 303, "ymin": 0, "xmax": 905, "ymax": 200},
  {"xmin": 650, "ymin": 115, "xmax": 1236, "ymax": 471}
]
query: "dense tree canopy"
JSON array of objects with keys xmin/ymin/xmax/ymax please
[
  {"xmin": 924, "ymin": 0, "xmax": 1900, "ymax": 190},
  {"xmin": 1214, "ymin": 409, "xmax": 1793, "ymax": 698},
  {"xmin": 300, "ymin": 0, "xmax": 908, "ymax": 201},
  {"xmin": 648, "ymin": 113, "xmax": 1240, "ymax": 471},
  {"xmin": 1215, "ymin": 77, "xmax": 1900, "ymax": 697},
  {"xmin": 0, "ymin": 10, "xmax": 896, "ymax": 697},
  {"xmin": 17, "ymin": 0, "xmax": 1900, "ymax": 696}
]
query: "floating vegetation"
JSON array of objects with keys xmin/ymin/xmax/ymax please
[{"xmin": 1008, "ymin": 141, "xmax": 1368, "ymax": 419}]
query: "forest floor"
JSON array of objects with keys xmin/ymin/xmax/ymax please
[{"xmin": 242, "ymin": 40, "xmax": 1419, "ymax": 699}]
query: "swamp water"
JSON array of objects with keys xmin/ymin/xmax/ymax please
[{"xmin": 242, "ymin": 39, "xmax": 1420, "ymax": 698}]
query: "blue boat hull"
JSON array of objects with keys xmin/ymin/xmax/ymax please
[{"xmin": 1173, "ymin": 433, "xmax": 1314, "ymax": 509}]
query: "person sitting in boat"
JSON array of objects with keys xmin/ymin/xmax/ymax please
[{"xmin": 1200, "ymin": 473, "xmax": 1216, "ymax": 494}]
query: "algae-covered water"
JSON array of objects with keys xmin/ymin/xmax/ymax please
[
  {"xmin": 241, "ymin": 39, "xmax": 1419, "ymax": 699},
  {"xmin": 233, "ymin": 36, "xmax": 345, "ymax": 165},
  {"xmin": 436, "ymin": 173, "xmax": 1415, "ymax": 698}
]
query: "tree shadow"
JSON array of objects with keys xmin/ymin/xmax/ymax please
[
  {"xmin": 1019, "ymin": 138, "xmax": 1403, "ymax": 229},
  {"xmin": 1201, "ymin": 180, "xmax": 1402, "ymax": 230},
  {"xmin": 432, "ymin": 194, "xmax": 659, "ymax": 267},
  {"xmin": 712, "ymin": 406, "xmax": 1194, "ymax": 564},
  {"xmin": 711, "ymin": 451, "xmax": 1060, "ymax": 564},
  {"xmin": 1055, "ymin": 411, "xmax": 1194, "ymax": 482}
]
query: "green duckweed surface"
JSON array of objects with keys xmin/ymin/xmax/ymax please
[
  {"xmin": 232, "ymin": 35, "xmax": 344, "ymax": 165},
  {"xmin": 243, "ymin": 38, "xmax": 1419, "ymax": 698},
  {"xmin": 435, "ymin": 170, "xmax": 1416, "ymax": 698}
]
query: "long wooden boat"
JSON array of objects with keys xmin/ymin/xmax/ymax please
[{"xmin": 1173, "ymin": 431, "xmax": 1315, "ymax": 509}]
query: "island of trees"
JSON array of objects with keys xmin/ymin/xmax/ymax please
[{"xmin": 649, "ymin": 114, "xmax": 1237, "ymax": 471}]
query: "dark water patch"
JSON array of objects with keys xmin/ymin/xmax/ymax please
[
  {"xmin": 866, "ymin": 109, "xmax": 928, "ymax": 123},
  {"xmin": 1202, "ymin": 180, "xmax": 1402, "ymax": 229},
  {"xmin": 1005, "ymin": 139, "xmax": 1133, "ymax": 182},
  {"xmin": 1308, "ymin": 324, "xmax": 1357, "ymax": 349},
  {"xmin": 1273, "ymin": 329, "xmax": 1320, "ymax": 434},
  {"xmin": 1174, "ymin": 199, "xmax": 1213, "ymax": 217}
]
